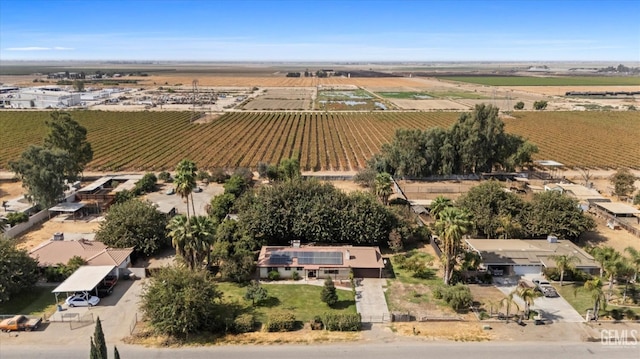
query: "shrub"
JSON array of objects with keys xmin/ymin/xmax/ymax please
[
  {"xmin": 233, "ymin": 313, "xmax": 256, "ymax": 333},
  {"xmin": 309, "ymin": 316, "xmax": 323, "ymax": 330},
  {"xmin": 443, "ymin": 284, "xmax": 473, "ymax": 312},
  {"xmin": 291, "ymin": 271, "xmax": 300, "ymax": 280},
  {"xmin": 432, "ymin": 286, "xmax": 444, "ymax": 300},
  {"xmin": 134, "ymin": 172, "xmax": 157, "ymax": 194},
  {"xmin": 266, "ymin": 312, "xmax": 296, "ymax": 332},
  {"xmin": 197, "ymin": 170, "xmax": 211, "ymax": 182},
  {"xmin": 158, "ymin": 171, "xmax": 172, "ymax": 182},
  {"xmin": 322, "ymin": 313, "xmax": 361, "ymax": 331},
  {"xmin": 543, "ymin": 267, "xmax": 591, "ymax": 282},
  {"xmin": 268, "ymin": 270, "xmax": 280, "ymax": 281},
  {"xmin": 210, "ymin": 168, "xmax": 230, "ymax": 184},
  {"xmin": 321, "ymin": 277, "xmax": 338, "ymax": 307},
  {"xmin": 514, "ymin": 101, "xmax": 525, "ymax": 110},
  {"xmin": 533, "ymin": 100, "xmax": 548, "ymax": 110},
  {"xmin": 6, "ymin": 212, "xmax": 28, "ymax": 226}
]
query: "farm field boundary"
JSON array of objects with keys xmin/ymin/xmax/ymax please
[
  {"xmin": 0, "ymin": 110, "xmax": 638, "ymax": 171},
  {"xmin": 438, "ymin": 76, "xmax": 640, "ymax": 86}
]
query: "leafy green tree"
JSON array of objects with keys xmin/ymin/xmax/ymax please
[
  {"xmin": 219, "ymin": 251, "xmax": 255, "ymax": 283},
  {"xmin": 434, "ymin": 207, "xmax": 472, "ymax": 285},
  {"xmin": 9, "ymin": 146, "xmax": 76, "ymax": 207},
  {"xmin": 550, "ymin": 254, "xmax": 580, "ymax": 286},
  {"xmin": 43, "ymin": 112, "xmax": 93, "ymax": 178},
  {"xmin": 73, "ymin": 80, "xmax": 85, "ymax": 92},
  {"xmin": 95, "ymin": 199, "xmax": 169, "ymax": 257},
  {"xmin": 374, "ymin": 172, "xmax": 393, "ymax": 205},
  {"xmin": 524, "ymin": 191, "xmax": 595, "ymax": 240},
  {"xmin": 457, "ymin": 181, "xmax": 526, "ymax": 238},
  {"xmin": 533, "ymin": 100, "xmax": 548, "ymax": 110},
  {"xmin": 514, "ymin": 101, "xmax": 525, "ymax": 110},
  {"xmin": 515, "ymin": 287, "xmax": 541, "ymax": 317},
  {"xmin": 140, "ymin": 266, "xmax": 224, "ymax": 338},
  {"xmin": 134, "ymin": 172, "xmax": 157, "ymax": 194},
  {"xmin": 610, "ymin": 168, "xmax": 637, "ymax": 199},
  {"xmin": 353, "ymin": 167, "xmax": 378, "ymax": 189},
  {"xmin": 207, "ymin": 193, "xmax": 236, "ymax": 223},
  {"xmin": 244, "ymin": 280, "xmax": 268, "ymax": 306},
  {"xmin": 0, "ymin": 239, "xmax": 39, "ymax": 303},
  {"xmin": 321, "ymin": 277, "xmax": 339, "ymax": 307},
  {"xmin": 175, "ymin": 159, "xmax": 198, "ymax": 218},
  {"xmin": 278, "ymin": 157, "xmax": 301, "ymax": 181},
  {"xmin": 223, "ymin": 174, "xmax": 249, "ymax": 198},
  {"xmin": 65, "ymin": 255, "xmax": 88, "ymax": 276}
]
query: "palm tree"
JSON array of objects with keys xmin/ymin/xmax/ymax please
[
  {"xmin": 167, "ymin": 214, "xmax": 189, "ymax": 265},
  {"xmin": 435, "ymin": 207, "xmax": 472, "ymax": 285},
  {"xmin": 549, "ymin": 254, "xmax": 581, "ymax": 286},
  {"xmin": 624, "ymin": 246, "xmax": 640, "ymax": 283},
  {"xmin": 515, "ymin": 286, "xmax": 542, "ymax": 318},
  {"xmin": 580, "ymin": 277, "xmax": 606, "ymax": 321},
  {"xmin": 500, "ymin": 291, "xmax": 520, "ymax": 323},
  {"xmin": 175, "ymin": 159, "xmax": 198, "ymax": 219},
  {"xmin": 430, "ymin": 195, "xmax": 452, "ymax": 220},
  {"xmin": 374, "ymin": 172, "xmax": 393, "ymax": 205},
  {"xmin": 602, "ymin": 256, "xmax": 624, "ymax": 302},
  {"xmin": 589, "ymin": 246, "xmax": 619, "ymax": 278},
  {"xmin": 188, "ymin": 215, "xmax": 216, "ymax": 268},
  {"xmin": 485, "ymin": 299, "xmax": 499, "ymax": 318}
]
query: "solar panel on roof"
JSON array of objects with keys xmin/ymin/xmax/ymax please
[{"xmin": 268, "ymin": 250, "xmax": 344, "ymax": 265}]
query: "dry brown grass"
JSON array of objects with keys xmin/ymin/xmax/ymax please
[
  {"xmin": 124, "ymin": 321, "xmax": 361, "ymax": 347},
  {"xmin": 393, "ymin": 322, "xmax": 492, "ymax": 341}
]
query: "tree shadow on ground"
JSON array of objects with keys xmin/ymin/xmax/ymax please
[
  {"xmin": 330, "ymin": 299, "xmax": 355, "ymax": 310},
  {"xmin": 576, "ymin": 230, "xmax": 608, "ymax": 247},
  {"xmin": 258, "ymin": 296, "xmax": 281, "ymax": 308}
]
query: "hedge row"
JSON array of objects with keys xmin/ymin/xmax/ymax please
[
  {"xmin": 321, "ymin": 313, "xmax": 361, "ymax": 331},
  {"xmin": 266, "ymin": 312, "xmax": 296, "ymax": 332}
]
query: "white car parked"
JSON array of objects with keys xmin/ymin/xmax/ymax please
[{"xmin": 65, "ymin": 293, "xmax": 100, "ymax": 307}]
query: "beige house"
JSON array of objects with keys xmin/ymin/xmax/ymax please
[
  {"xmin": 29, "ymin": 239, "xmax": 133, "ymax": 277},
  {"xmin": 257, "ymin": 245, "xmax": 385, "ymax": 280},
  {"xmin": 465, "ymin": 237, "xmax": 599, "ymax": 276}
]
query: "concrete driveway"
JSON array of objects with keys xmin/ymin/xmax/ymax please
[
  {"xmin": 355, "ymin": 278, "xmax": 390, "ymax": 323},
  {"xmin": 146, "ymin": 182, "xmax": 224, "ymax": 217},
  {"xmin": 493, "ymin": 277, "xmax": 585, "ymax": 323}
]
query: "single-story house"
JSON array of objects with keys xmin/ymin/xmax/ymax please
[
  {"xmin": 465, "ymin": 237, "xmax": 600, "ymax": 276},
  {"xmin": 544, "ymin": 183, "xmax": 609, "ymax": 210},
  {"xmin": 257, "ymin": 245, "xmax": 385, "ymax": 280},
  {"xmin": 29, "ymin": 239, "xmax": 133, "ymax": 277}
]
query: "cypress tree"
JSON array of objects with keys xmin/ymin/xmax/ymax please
[
  {"xmin": 321, "ymin": 277, "xmax": 338, "ymax": 307},
  {"xmin": 93, "ymin": 317, "xmax": 107, "ymax": 359},
  {"xmin": 90, "ymin": 337, "xmax": 99, "ymax": 359},
  {"xmin": 114, "ymin": 345, "xmax": 120, "ymax": 359}
]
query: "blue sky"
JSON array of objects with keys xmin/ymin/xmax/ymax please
[{"xmin": 1, "ymin": 0, "xmax": 639, "ymax": 62}]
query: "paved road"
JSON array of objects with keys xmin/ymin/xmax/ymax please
[
  {"xmin": 355, "ymin": 278, "xmax": 390, "ymax": 323},
  {"xmin": 494, "ymin": 277, "xmax": 585, "ymax": 322},
  {"xmin": 0, "ymin": 341, "xmax": 637, "ymax": 359}
]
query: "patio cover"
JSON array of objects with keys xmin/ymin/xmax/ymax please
[
  {"xmin": 49, "ymin": 202, "xmax": 86, "ymax": 213},
  {"xmin": 52, "ymin": 265, "xmax": 115, "ymax": 294}
]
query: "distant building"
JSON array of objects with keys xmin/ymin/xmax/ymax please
[{"xmin": 5, "ymin": 86, "xmax": 81, "ymax": 109}]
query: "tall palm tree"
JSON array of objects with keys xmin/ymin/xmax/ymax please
[
  {"xmin": 175, "ymin": 159, "xmax": 198, "ymax": 219},
  {"xmin": 580, "ymin": 277, "xmax": 606, "ymax": 321},
  {"xmin": 435, "ymin": 207, "xmax": 472, "ymax": 285},
  {"xmin": 589, "ymin": 246, "xmax": 619, "ymax": 278},
  {"xmin": 515, "ymin": 286, "xmax": 542, "ymax": 318},
  {"xmin": 430, "ymin": 195, "xmax": 452, "ymax": 220},
  {"xmin": 624, "ymin": 246, "xmax": 640, "ymax": 283},
  {"xmin": 374, "ymin": 172, "xmax": 393, "ymax": 205},
  {"xmin": 602, "ymin": 256, "xmax": 624, "ymax": 302},
  {"xmin": 549, "ymin": 254, "xmax": 581, "ymax": 286},
  {"xmin": 500, "ymin": 291, "xmax": 520, "ymax": 323},
  {"xmin": 167, "ymin": 215, "xmax": 189, "ymax": 264},
  {"xmin": 188, "ymin": 215, "xmax": 216, "ymax": 268}
]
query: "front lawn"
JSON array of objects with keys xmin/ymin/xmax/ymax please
[
  {"xmin": 0, "ymin": 285, "xmax": 59, "ymax": 316},
  {"xmin": 216, "ymin": 282, "xmax": 356, "ymax": 324},
  {"xmin": 554, "ymin": 283, "xmax": 640, "ymax": 320}
]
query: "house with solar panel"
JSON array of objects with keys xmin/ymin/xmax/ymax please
[{"xmin": 257, "ymin": 245, "xmax": 385, "ymax": 280}]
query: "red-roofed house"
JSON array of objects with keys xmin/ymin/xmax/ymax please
[{"xmin": 29, "ymin": 239, "xmax": 133, "ymax": 277}]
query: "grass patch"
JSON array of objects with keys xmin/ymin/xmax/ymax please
[
  {"xmin": 428, "ymin": 91, "xmax": 488, "ymax": 99},
  {"xmin": 377, "ymin": 91, "xmax": 433, "ymax": 99},
  {"xmin": 0, "ymin": 285, "xmax": 59, "ymax": 316},
  {"xmin": 438, "ymin": 76, "xmax": 640, "ymax": 86},
  {"xmin": 216, "ymin": 282, "xmax": 356, "ymax": 324},
  {"xmin": 554, "ymin": 283, "xmax": 640, "ymax": 319}
]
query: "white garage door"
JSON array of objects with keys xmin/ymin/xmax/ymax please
[{"xmin": 513, "ymin": 265, "xmax": 542, "ymax": 276}]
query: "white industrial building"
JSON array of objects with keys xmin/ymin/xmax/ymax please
[{"xmin": 3, "ymin": 86, "xmax": 81, "ymax": 109}]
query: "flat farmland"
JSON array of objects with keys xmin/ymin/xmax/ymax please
[
  {"xmin": 242, "ymin": 88, "xmax": 315, "ymax": 110},
  {"xmin": 0, "ymin": 111, "xmax": 637, "ymax": 172},
  {"xmin": 438, "ymin": 76, "xmax": 640, "ymax": 86}
]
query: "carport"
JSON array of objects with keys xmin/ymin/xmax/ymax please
[
  {"xmin": 52, "ymin": 265, "xmax": 116, "ymax": 303},
  {"xmin": 49, "ymin": 202, "xmax": 87, "ymax": 219}
]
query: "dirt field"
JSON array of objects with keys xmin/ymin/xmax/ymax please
[
  {"xmin": 0, "ymin": 180, "xmax": 23, "ymax": 202},
  {"xmin": 15, "ymin": 216, "xmax": 102, "ymax": 251}
]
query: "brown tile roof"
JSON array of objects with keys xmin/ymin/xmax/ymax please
[
  {"xmin": 257, "ymin": 246, "xmax": 383, "ymax": 270},
  {"xmin": 29, "ymin": 239, "xmax": 132, "ymax": 267}
]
